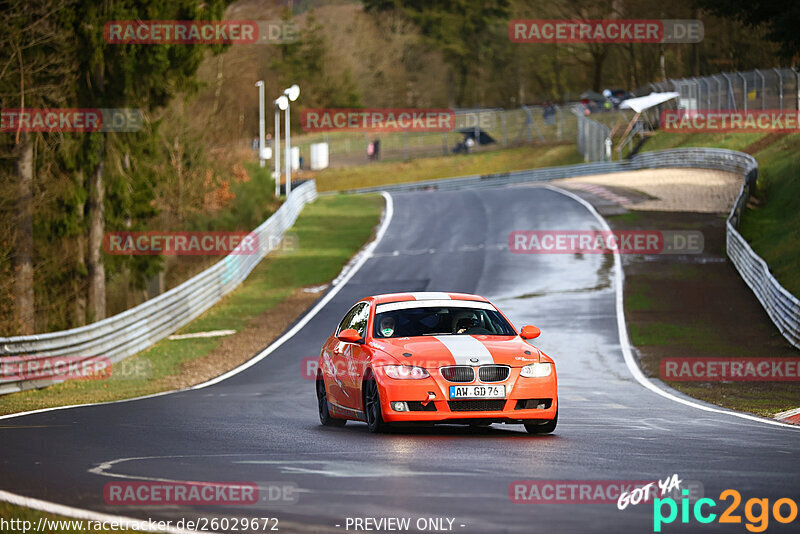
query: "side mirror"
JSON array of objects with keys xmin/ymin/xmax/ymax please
[
  {"xmin": 337, "ymin": 328, "xmax": 363, "ymax": 343},
  {"xmin": 520, "ymin": 325, "xmax": 541, "ymax": 340}
]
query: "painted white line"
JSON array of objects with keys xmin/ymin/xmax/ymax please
[
  {"xmin": 192, "ymin": 191, "xmax": 393, "ymax": 390},
  {"xmin": 0, "ymin": 192, "xmax": 394, "ymax": 528},
  {"xmin": 167, "ymin": 330, "xmax": 236, "ymax": 340},
  {"xmin": 0, "ymin": 489, "xmax": 209, "ymax": 534},
  {"xmin": 0, "ymin": 191, "xmax": 393, "ymax": 413},
  {"xmin": 543, "ymin": 184, "xmax": 799, "ymax": 430}
]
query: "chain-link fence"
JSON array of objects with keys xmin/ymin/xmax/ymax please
[
  {"xmin": 292, "ymin": 106, "xmax": 577, "ymax": 168},
  {"xmin": 574, "ymin": 109, "xmax": 612, "ymax": 162},
  {"xmin": 575, "ymin": 67, "xmax": 800, "ymax": 162},
  {"xmin": 636, "ymin": 67, "xmax": 799, "ymax": 112}
]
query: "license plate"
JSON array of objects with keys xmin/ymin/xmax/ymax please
[{"xmin": 449, "ymin": 385, "xmax": 505, "ymax": 399}]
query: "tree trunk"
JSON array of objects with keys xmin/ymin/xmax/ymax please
[
  {"xmin": 87, "ymin": 147, "xmax": 105, "ymax": 322},
  {"xmin": 591, "ymin": 46, "xmax": 609, "ymax": 92},
  {"xmin": 72, "ymin": 169, "xmax": 87, "ymax": 327},
  {"xmin": 13, "ymin": 131, "xmax": 34, "ymax": 334}
]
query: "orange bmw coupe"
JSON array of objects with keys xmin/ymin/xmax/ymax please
[{"xmin": 315, "ymin": 292, "xmax": 558, "ymax": 434}]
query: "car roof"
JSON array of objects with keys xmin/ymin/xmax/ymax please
[{"xmin": 368, "ymin": 292, "xmax": 490, "ymax": 305}]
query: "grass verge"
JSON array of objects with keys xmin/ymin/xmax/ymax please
[
  {"xmin": 0, "ymin": 194, "xmax": 383, "ymax": 416},
  {"xmin": 609, "ymin": 209, "xmax": 799, "ymax": 418},
  {"xmin": 307, "ymin": 143, "xmax": 583, "ymax": 192},
  {"xmin": 642, "ymin": 131, "xmax": 800, "ymax": 296}
]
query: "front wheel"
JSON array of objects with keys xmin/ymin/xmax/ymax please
[
  {"xmin": 316, "ymin": 372, "xmax": 346, "ymax": 427},
  {"xmin": 363, "ymin": 372, "xmax": 388, "ymax": 433},
  {"xmin": 524, "ymin": 408, "xmax": 557, "ymax": 435}
]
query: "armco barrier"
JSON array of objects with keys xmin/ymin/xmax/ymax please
[
  {"xmin": 344, "ymin": 148, "xmax": 799, "ymax": 350},
  {"xmin": 0, "ymin": 180, "xmax": 318, "ymax": 395}
]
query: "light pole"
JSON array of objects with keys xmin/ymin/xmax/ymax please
[
  {"xmin": 255, "ymin": 81, "xmax": 265, "ymax": 168},
  {"xmin": 274, "ymin": 95, "xmax": 288, "ymax": 197},
  {"xmin": 282, "ymin": 84, "xmax": 300, "ymax": 196}
]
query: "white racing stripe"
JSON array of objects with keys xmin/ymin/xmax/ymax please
[
  {"xmin": 410, "ymin": 292, "xmax": 451, "ymax": 300},
  {"xmin": 434, "ymin": 335, "xmax": 494, "ymax": 366},
  {"xmin": 376, "ymin": 300, "xmax": 493, "ymax": 314}
]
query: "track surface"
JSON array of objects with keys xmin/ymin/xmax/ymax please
[{"xmin": 1, "ymin": 185, "xmax": 798, "ymax": 533}]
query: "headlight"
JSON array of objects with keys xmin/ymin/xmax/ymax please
[
  {"xmin": 520, "ymin": 362, "xmax": 552, "ymax": 378},
  {"xmin": 382, "ymin": 365, "xmax": 430, "ymax": 379}
]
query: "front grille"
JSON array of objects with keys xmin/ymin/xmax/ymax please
[
  {"xmin": 514, "ymin": 398, "xmax": 553, "ymax": 410},
  {"xmin": 440, "ymin": 366, "xmax": 475, "ymax": 383},
  {"xmin": 478, "ymin": 365, "xmax": 510, "ymax": 382},
  {"xmin": 448, "ymin": 400, "xmax": 507, "ymax": 412},
  {"xmin": 406, "ymin": 401, "xmax": 437, "ymax": 412}
]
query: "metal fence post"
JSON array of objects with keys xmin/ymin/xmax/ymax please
[
  {"xmin": 721, "ymin": 73, "xmax": 736, "ymax": 111},
  {"xmin": 773, "ymin": 68, "xmax": 783, "ymax": 110},
  {"xmin": 795, "ymin": 67, "xmax": 800, "ymax": 111},
  {"xmin": 754, "ymin": 69, "xmax": 765, "ymax": 110},
  {"xmin": 737, "ymin": 71, "xmax": 747, "ymax": 112}
]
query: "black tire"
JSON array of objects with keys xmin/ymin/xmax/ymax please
[
  {"xmin": 524, "ymin": 408, "xmax": 558, "ymax": 435},
  {"xmin": 363, "ymin": 371, "xmax": 388, "ymax": 433},
  {"xmin": 316, "ymin": 372, "xmax": 346, "ymax": 427}
]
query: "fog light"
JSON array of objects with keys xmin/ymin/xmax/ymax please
[{"xmin": 391, "ymin": 401, "xmax": 409, "ymax": 412}]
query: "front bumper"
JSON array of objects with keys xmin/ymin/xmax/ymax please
[{"xmin": 375, "ymin": 365, "xmax": 558, "ymax": 424}]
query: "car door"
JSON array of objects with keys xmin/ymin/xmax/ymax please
[
  {"xmin": 339, "ymin": 302, "xmax": 371, "ymax": 409},
  {"xmin": 324, "ymin": 304, "xmax": 360, "ymax": 409}
]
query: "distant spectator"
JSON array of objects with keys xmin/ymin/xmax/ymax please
[
  {"xmin": 367, "ymin": 141, "xmax": 375, "ymax": 161},
  {"xmin": 465, "ymin": 136, "xmax": 475, "ymax": 154}
]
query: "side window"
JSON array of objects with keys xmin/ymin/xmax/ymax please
[
  {"xmin": 348, "ymin": 303, "xmax": 371, "ymax": 338},
  {"xmin": 336, "ymin": 304, "xmax": 359, "ymax": 335}
]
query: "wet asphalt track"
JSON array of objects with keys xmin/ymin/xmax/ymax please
[{"xmin": 1, "ymin": 184, "xmax": 799, "ymax": 534}]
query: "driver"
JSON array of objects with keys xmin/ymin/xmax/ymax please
[
  {"xmin": 452, "ymin": 312, "xmax": 478, "ymax": 334},
  {"xmin": 378, "ymin": 316, "xmax": 395, "ymax": 337}
]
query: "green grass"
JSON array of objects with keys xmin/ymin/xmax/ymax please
[
  {"xmin": 625, "ymin": 291, "xmax": 654, "ymax": 311},
  {"xmin": 311, "ymin": 144, "xmax": 583, "ymax": 192},
  {"xmin": 628, "ymin": 322, "xmax": 729, "ymax": 352},
  {"xmin": 607, "ymin": 211, "xmax": 643, "ymax": 224},
  {"xmin": 737, "ymin": 134, "xmax": 800, "ymax": 296},
  {"xmin": 640, "ymin": 131, "xmax": 767, "ymax": 152},
  {"xmin": 642, "ymin": 130, "xmax": 800, "ymax": 298},
  {"xmin": 0, "ymin": 194, "xmax": 383, "ymax": 416}
]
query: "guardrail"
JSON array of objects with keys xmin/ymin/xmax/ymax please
[
  {"xmin": 344, "ymin": 148, "xmax": 800, "ymax": 350},
  {"xmin": 0, "ymin": 180, "xmax": 318, "ymax": 395}
]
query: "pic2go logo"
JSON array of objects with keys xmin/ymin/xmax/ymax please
[{"xmin": 653, "ymin": 489, "xmax": 799, "ymax": 532}]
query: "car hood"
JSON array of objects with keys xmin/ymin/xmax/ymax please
[{"xmin": 368, "ymin": 335, "xmax": 541, "ymax": 368}]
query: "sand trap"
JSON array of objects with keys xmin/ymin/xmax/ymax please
[{"xmin": 554, "ymin": 168, "xmax": 743, "ymax": 213}]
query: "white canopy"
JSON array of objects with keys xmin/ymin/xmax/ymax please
[{"xmin": 619, "ymin": 92, "xmax": 680, "ymax": 113}]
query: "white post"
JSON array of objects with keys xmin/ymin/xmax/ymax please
[
  {"xmin": 256, "ymin": 81, "xmax": 265, "ymax": 168},
  {"xmin": 274, "ymin": 101, "xmax": 281, "ymax": 197},
  {"xmin": 284, "ymin": 102, "xmax": 291, "ymax": 197}
]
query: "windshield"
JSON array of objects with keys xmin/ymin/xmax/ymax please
[{"xmin": 373, "ymin": 305, "xmax": 516, "ymax": 338}]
